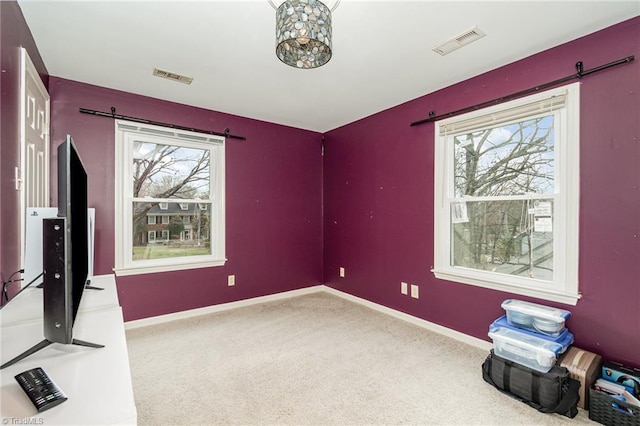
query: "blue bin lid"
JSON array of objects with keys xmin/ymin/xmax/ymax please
[{"xmin": 490, "ymin": 315, "xmax": 574, "ymax": 352}]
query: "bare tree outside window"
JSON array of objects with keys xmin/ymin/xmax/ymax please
[
  {"xmin": 434, "ymin": 84, "xmax": 580, "ymax": 303},
  {"xmin": 451, "ymin": 116, "xmax": 555, "ymax": 280},
  {"xmin": 131, "ymin": 142, "xmax": 213, "ymax": 260}
]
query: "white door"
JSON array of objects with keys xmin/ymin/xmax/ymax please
[{"xmin": 20, "ymin": 47, "xmax": 50, "ymax": 268}]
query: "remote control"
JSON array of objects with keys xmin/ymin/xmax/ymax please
[{"xmin": 15, "ymin": 367, "xmax": 67, "ymax": 412}]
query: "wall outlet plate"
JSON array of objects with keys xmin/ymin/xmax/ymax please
[
  {"xmin": 339, "ymin": 267, "xmax": 345, "ymax": 278},
  {"xmin": 401, "ymin": 282, "xmax": 408, "ymax": 295},
  {"xmin": 411, "ymin": 284, "xmax": 419, "ymax": 299},
  {"xmin": 228, "ymin": 275, "xmax": 235, "ymax": 286}
]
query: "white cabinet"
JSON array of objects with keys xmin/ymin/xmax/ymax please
[{"xmin": 0, "ymin": 275, "xmax": 137, "ymax": 425}]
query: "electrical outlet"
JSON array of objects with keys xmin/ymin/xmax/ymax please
[
  {"xmin": 228, "ymin": 275, "xmax": 235, "ymax": 286},
  {"xmin": 410, "ymin": 284, "xmax": 419, "ymax": 299},
  {"xmin": 339, "ymin": 267, "xmax": 345, "ymax": 278},
  {"xmin": 401, "ymin": 282, "xmax": 408, "ymax": 295}
]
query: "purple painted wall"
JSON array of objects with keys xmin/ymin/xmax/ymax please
[
  {"xmin": 48, "ymin": 78, "xmax": 323, "ymax": 321},
  {"xmin": 323, "ymin": 17, "xmax": 640, "ymax": 366},
  {"xmin": 0, "ymin": 1, "xmax": 48, "ymax": 292}
]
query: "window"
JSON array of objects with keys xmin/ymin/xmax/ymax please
[
  {"xmin": 433, "ymin": 83, "xmax": 580, "ymax": 305},
  {"xmin": 115, "ymin": 120, "xmax": 225, "ymax": 275}
]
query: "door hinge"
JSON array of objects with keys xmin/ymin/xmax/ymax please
[{"xmin": 15, "ymin": 166, "xmax": 23, "ymax": 191}]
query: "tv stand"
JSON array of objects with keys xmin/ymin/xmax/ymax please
[
  {"xmin": 0, "ymin": 275, "xmax": 137, "ymax": 424},
  {"xmin": 1, "ymin": 338, "xmax": 104, "ymax": 370}
]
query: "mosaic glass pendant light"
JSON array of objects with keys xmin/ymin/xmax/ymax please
[{"xmin": 275, "ymin": 0, "xmax": 332, "ymax": 69}]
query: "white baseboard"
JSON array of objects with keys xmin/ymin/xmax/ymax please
[
  {"xmin": 124, "ymin": 284, "xmax": 492, "ymax": 351},
  {"xmin": 124, "ymin": 285, "xmax": 324, "ymax": 330},
  {"xmin": 323, "ymin": 287, "xmax": 492, "ymax": 351}
]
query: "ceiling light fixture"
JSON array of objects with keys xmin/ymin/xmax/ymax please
[{"xmin": 269, "ymin": 0, "xmax": 340, "ymax": 69}]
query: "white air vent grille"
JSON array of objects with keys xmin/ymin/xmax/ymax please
[
  {"xmin": 152, "ymin": 68, "xmax": 193, "ymax": 85},
  {"xmin": 433, "ymin": 26, "xmax": 486, "ymax": 56}
]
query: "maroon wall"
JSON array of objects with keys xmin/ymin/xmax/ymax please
[
  {"xmin": 323, "ymin": 17, "xmax": 640, "ymax": 366},
  {"xmin": 0, "ymin": 1, "xmax": 48, "ymax": 290},
  {"xmin": 48, "ymin": 78, "xmax": 323, "ymax": 321}
]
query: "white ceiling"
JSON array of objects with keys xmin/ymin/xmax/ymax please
[{"xmin": 18, "ymin": 1, "xmax": 639, "ymax": 133}]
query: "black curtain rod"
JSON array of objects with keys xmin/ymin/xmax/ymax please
[
  {"xmin": 410, "ymin": 55, "xmax": 635, "ymax": 127},
  {"xmin": 79, "ymin": 107, "xmax": 246, "ymax": 140}
]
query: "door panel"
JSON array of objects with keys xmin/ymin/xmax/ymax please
[{"xmin": 20, "ymin": 47, "xmax": 50, "ymax": 268}]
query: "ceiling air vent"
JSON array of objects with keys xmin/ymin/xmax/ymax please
[
  {"xmin": 152, "ymin": 68, "xmax": 193, "ymax": 85},
  {"xmin": 432, "ymin": 26, "xmax": 486, "ymax": 56}
]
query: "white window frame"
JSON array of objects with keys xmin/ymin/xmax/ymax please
[
  {"xmin": 148, "ymin": 215, "xmax": 157, "ymax": 225},
  {"xmin": 114, "ymin": 120, "xmax": 226, "ymax": 276},
  {"xmin": 148, "ymin": 231, "xmax": 156, "ymax": 242},
  {"xmin": 433, "ymin": 83, "xmax": 580, "ymax": 305},
  {"xmin": 161, "ymin": 215, "xmax": 170, "ymax": 225},
  {"xmin": 161, "ymin": 230, "xmax": 169, "ymax": 240}
]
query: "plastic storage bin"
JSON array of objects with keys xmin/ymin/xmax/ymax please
[
  {"xmin": 489, "ymin": 316, "xmax": 574, "ymax": 353},
  {"xmin": 488, "ymin": 326, "xmax": 565, "ymax": 373},
  {"xmin": 501, "ymin": 299, "xmax": 571, "ymax": 336}
]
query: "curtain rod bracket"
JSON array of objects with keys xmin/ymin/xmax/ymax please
[
  {"xmin": 110, "ymin": 106, "xmax": 116, "ymax": 118},
  {"xmin": 575, "ymin": 61, "xmax": 584, "ymax": 78}
]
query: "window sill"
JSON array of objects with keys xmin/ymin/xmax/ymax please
[
  {"xmin": 114, "ymin": 258, "xmax": 226, "ymax": 276},
  {"xmin": 432, "ymin": 269, "xmax": 580, "ymax": 306}
]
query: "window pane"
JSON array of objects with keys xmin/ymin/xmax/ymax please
[
  {"xmin": 132, "ymin": 201, "xmax": 212, "ymax": 261},
  {"xmin": 451, "ymin": 199, "xmax": 553, "ymax": 281},
  {"xmin": 453, "ymin": 116, "xmax": 554, "ymax": 197},
  {"xmin": 132, "ymin": 142, "xmax": 210, "ymax": 199}
]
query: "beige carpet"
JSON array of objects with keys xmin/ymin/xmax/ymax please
[{"xmin": 125, "ymin": 291, "xmax": 596, "ymax": 425}]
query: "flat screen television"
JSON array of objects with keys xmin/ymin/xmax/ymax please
[{"xmin": 1, "ymin": 135, "xmax": 102, "ymax": 370}]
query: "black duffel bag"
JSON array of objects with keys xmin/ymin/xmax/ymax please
[{"xmin": 482, "ymin": 350, "xmax": 580, "ymax": 418}]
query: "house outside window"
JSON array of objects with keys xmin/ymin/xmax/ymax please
[
  {"xmin": 114, "ymin": 120, "xmax": 225, "ymax": 276},
  {"xmin": 433, "ymin": 83, "xmax": 580, "ymax": 305}
]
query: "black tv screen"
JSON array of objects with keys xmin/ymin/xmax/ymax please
[
  {"xmin": 59, "ymin": 135, "xmax": 88, "ymax": 323},
  {"xmin": 43, "ymin": 135, "xmax": 88, "ymax": 343}
]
